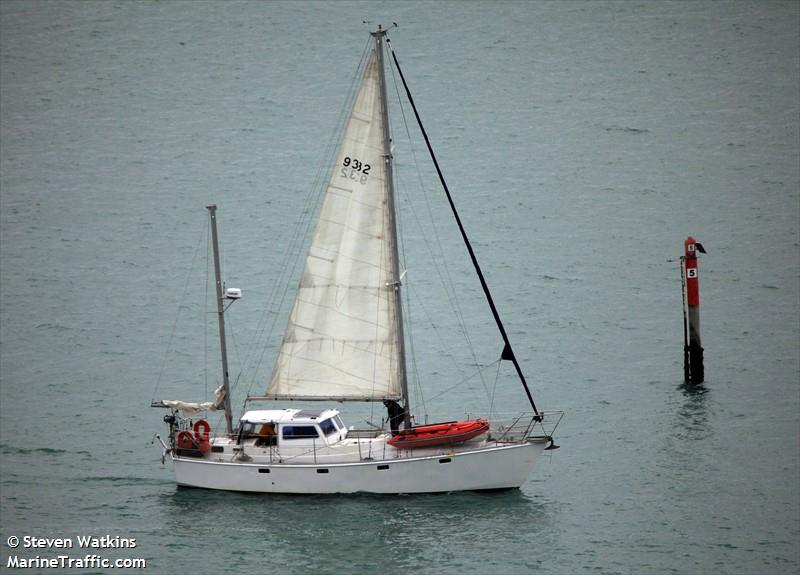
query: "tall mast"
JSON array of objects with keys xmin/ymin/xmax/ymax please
[
  {"xmin": 207, "ymin": 205, "xmax": 234, "ymax": 435},
  {"xmin": 372, "ymin": 26, "xmax": 411, "ymax": 428}
]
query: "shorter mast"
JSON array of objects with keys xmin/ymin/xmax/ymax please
[{"xmin": 207, "ymin": 205, "xmax": 234, "ymax": 435}]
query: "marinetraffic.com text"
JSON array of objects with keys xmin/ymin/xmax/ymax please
[{"xmin": 5, "ymin": 535, "xmax": 146, "ymax": 570}]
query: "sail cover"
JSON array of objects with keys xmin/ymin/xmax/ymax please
[
  {"xmin": 266, "ymin": 48, "xmax": 403, "ymax": 400},
  {"xmin": 162, "ymin": 385, "xmax": 226, "ymax": 417}
]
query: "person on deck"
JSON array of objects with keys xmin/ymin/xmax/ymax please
[
  {"xmin": 383, "ymin": 400, "xmax": 405, "ymax": 436},
  {"xmin": 255, "ymin": 422, "xmax": 276, "ymax": 446}
]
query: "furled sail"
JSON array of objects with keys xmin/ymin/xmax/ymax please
[
  {"xmin": 266, "ymin": 47, "xmax": 403, "ymax": 400},
  {"xmin": 161, "ymin": 385, "xmax": 226, "ymax": 417}
]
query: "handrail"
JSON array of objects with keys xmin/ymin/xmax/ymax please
[{"xmin": 486, "ymin": 410, "xmax": 563, "ymax": 444}]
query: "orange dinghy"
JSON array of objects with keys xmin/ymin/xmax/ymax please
[{"xmin": 388, "ymin": 418, "xmax": 490, "ymax": 449}]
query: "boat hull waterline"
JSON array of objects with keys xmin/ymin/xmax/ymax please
[{"xmin": 173, "ymin": 440, "xmax": 548, "ymax": 494}]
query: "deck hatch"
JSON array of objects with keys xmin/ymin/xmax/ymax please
[{"xmin": 294, "ymin": 409, "xmax": 327, "ymax": 419}]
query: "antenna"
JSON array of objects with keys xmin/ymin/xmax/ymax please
[{"xmin": 362, "ymin": 20, "xmax": 398, "ymax": 31}]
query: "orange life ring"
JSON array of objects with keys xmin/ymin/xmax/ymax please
[
  {"xmin": 177, "ymin": 430, "xmax": 196, "ymax": 450},
  {"xmin": 193, "ymin": 419, "xmax": 211, "ymax": 443}
]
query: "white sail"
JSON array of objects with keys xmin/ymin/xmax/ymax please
[{"xmin": 266, "ymin": 47, "xmax": 403, "ymax": 400}]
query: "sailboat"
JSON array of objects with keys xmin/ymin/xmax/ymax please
[{"xmin": 152, "ymin": 26, "xmax": 562, "ymax": 494}]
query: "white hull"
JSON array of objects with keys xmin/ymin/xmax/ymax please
[{"xmin": 172, "ymin": 439, "xmax": 548, "ymax": 494}]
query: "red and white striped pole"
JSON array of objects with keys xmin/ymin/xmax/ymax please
[{"xmin": 681, "ymin": 236, "xmax": 705, "ymax": 383}]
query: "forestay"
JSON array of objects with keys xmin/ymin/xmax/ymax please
[{"xmin": 266, "ymin": 47, "xmax": 403, "ymax": 401}]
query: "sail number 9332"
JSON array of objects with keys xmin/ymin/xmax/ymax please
[{"xmin": 340, "ymin": 156, "xmax": 371, "ymax": 185}]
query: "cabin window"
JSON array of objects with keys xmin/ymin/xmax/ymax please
[
  {"xmin": 333, "ymin": 415, "xmax": 345, "ymax": 430},
  {"xmin": 319, "ymin": 418, "xmax": 338, "ymax": 436},
  {"xmin": 281, "ymin": 425, "xmax": 319, "ymax": 440}
]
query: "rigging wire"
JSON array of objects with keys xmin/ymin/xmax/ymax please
[
  {"xmin": 404, "ymin": 278, "xmax": 506, "ymax": 410},
  {"xmin": 409, "ymin": 358, "xmax": 502, "ymax": 415},
  {"xmin": 151, "ymin": 218, "xmax": 208, "ymax": 402},
  {"xmin": 489, "ymin": 359, "xmax": 502, "ymax": 420},
  {"xmin": 386, "ymin": 39, "xmax": 495, "ymax": 409},
  {"xmin": 238, "ymin": 37, "xmax": 374, "ymax": 402},
  {"xmin": 395, "ymin": 164, "xmax": 498, "ymax": 408},
  {"xmin": 388, "ymin": 39, "xmax": 540, "ymax": 416},
  {"xmin": 394, "ymin": 171, "xmax": 426, "ymax": 418}
]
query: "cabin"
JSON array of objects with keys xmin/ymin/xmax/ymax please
[{"xmin": 238, "ymin": 408, "xmax": 348, "ymax": 448}]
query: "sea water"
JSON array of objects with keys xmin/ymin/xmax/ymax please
[{"xmin": 1, "ymin": 1, "xmax": 798, "ymax": 573}]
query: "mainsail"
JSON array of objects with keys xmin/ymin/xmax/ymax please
[{"xmin": 266, "ymin": 45, "xmax": 403, "ymax": 401}]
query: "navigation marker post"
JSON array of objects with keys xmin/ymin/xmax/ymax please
[{"xmin": 681, "ymin": 236, "xmax": 706, "ymax": 384}]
